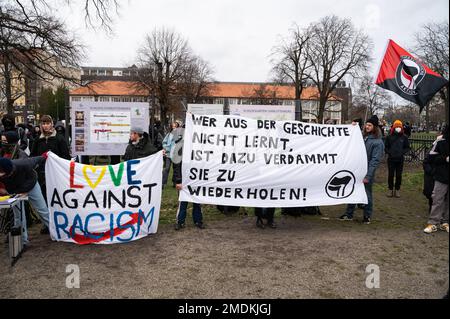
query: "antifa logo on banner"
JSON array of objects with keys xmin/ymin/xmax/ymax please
[
  {"xmin": 376, "ymin": 39, "xmax": 449, "ymax": 112},
  {"xmin": 325, "ymin": 171, "xmax": 356, "ymax": 199},
  {"xmin": 395, "ymin": 56, "xmax": 426, "ymax": 95}
]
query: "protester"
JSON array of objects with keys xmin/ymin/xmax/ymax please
[
  {"xmin": 423, "ymin": 125, "xmax": 449, "ymax": 234},
  {"xmin": 255, "ymin": 207, "xmax": 277, "ymax": 229},
  {"xmin": 172, "ymin": 128, "xmax": 204, "ymax": 230},
  {"xmin": 0, "ymin": 154, "xmax": 50, "ymax": 244},
  {"xmin": 403, "ymin": 121, "xmax": 412, "ymax": 138},
  {"xmin": 30, "ymin": 115, "xmax": 71, "ymax": 222},
  {"xmin": 352, "ymin": 118, "xmax": 363, "ymax": 131},
  {"xmin": 162, "ymin": 122, "xmax": 179, "ymax": 187},
  {"xmin": 123, "ymin": 126, "xmax": 159, "ymax": 161},
  {"xmin": 1, "ymin": 131, "xmax": 28, "ymax": 159},
  {"xmin": 155, "ymin": 120, "xmax": 165, "ymax": 150},
  {"xmin": 423, "ymin": 128, "xmax": 445, "ymax": 214},
  {"xmin": 340, "ymin": 115, "xmax": 384, "ymax": 224},
  {"xmin": 384, "ymin": 120, "xmax": 411, "ymax": 198},
  {"xmin": 1, "ymin": 114, "xmax": 28, "ymax": 151}
]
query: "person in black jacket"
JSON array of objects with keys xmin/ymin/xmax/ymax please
[
  {"xmin": 1, "ymin": 114, "xmax": 28, "ymax": 151},
  {"xmin": 424, "ymin": 125, "xmax": 449, "ymax": 234},
  {"xmin": 30, "ymin": 115, "xmax": 70, "ymax": 217},
  {"xmin": 384, "ymin": 120, "xmax": 411, "ymax": 198},
  {"xmin": 0, "ymin": 155, "xmax": 50, "ymax": 244},
  {"xmin": 122, "ymin": 126, "xmax": 158, "ymax": 161}
]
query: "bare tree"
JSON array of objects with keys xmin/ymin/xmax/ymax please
[
  {"xmin": 353, "ymin": 74, "xmax": 392, "ymax": 121},
  {"xmin": 414, "ymin": 21, "xmax": 449, "ymax": 125},
  {"xmin": 177, "ymin": 55, "xmax": 214, "ymax": 104},
  {"xmin": 136, "ymin": 27, "xmax": 214, "ymax": 126},
  {"xmin": 306, "ymin": 15, "xmax": 373, "ymax": 123},
  {"xmin": 271, "ymin": 24, "xmax": 311, "ymax": 119},
  {"xmin": 0, "ymin": 0, "xmax": 119, "ymax": 115}
]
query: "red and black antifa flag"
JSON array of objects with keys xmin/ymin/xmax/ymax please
[{"xmin": 376, "ymin": 39, "xmax": 448, "ymax": 113}]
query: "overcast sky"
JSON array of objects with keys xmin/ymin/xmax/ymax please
[{"xmin": 59, "ymin": 0, "xmax": 449, "ymax": 84}]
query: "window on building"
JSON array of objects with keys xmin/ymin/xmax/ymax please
[{"xmin": 71, "ymin": 97, "xmax": 81, "ymax": 102}]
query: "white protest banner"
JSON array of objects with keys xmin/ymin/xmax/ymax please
[
  {"xmin": 180, "ymin": 114, "xmax": 368, "ymax": 207},
  {"xmin": 230, "ymin": 104, "xmax": 295, "ymax": 121},
  {"xmin": 46, "ymin": 151, "xmax": 163, "ymax": 244}
]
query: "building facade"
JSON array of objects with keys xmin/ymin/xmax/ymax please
[{"xmin": 70, "ymin": 80, "xmax": 344, "ymax": 124}]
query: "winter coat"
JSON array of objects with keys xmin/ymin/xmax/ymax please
[
  {"xmin": 385, "ymin": 133, "xmax": 410, "ymax": 162},
  {"xmin": 123, "ymin": 133, "xmax": 158, "ymax": 161},
  {"xmin": 429, "ymin": 138, "xmax": 449, "ymax": 185},
  {"xmin": 30, "ymin": 130, "xmax": 71, "ymax": 185},
  {"xmin": 0, "ymin": 156, "xmax": 45, "ymax": 194},
  {"xmin": 364, "ymin": 132, "xmax": 384, "ymax": 183},
  {"xmin": 30, "ymin": 130, "xmax": 71, "ymax": 160}
]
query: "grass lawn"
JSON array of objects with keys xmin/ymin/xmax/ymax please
[{"xmin": 159, "ymin": 161, "xmax": 429, "ymax": 229}]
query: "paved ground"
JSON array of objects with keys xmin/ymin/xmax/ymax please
[{"xmin": 0, "ymin": 208, "xmax": 448, "ymax": 299}]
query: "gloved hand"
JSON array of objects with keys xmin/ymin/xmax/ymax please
[{"xmin": 42, "ymin": 151, "xmax": 49, "ymax": 160}]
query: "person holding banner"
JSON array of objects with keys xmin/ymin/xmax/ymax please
[
  {"xmin": 340, "ymin": 115, "xmax": 384, "ymax": 224},
  {"xmin": 123, "ymin": 126, "xmax": 158, "ymax": 161},
  {"xmin": 172, "ymin": 130, "xmax": 205, "ymax": 231},
  {"xmin": 30, "ymin": 115, "xmax": 70, "ymax": 233},
  {"xmin": 0, "ymin": 154, "xmax": 50, "ymax": 245}
]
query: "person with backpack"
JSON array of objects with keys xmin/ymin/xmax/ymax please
[
  {"xmin": 340, "ymin": 115, "xmax": 384, "ymax": 224},
  {"xmin": 384, "ymin": 120, "xmax": 410, "ymax": 198},
  {"xmin": 162, "ymin": 122, "xmax": 182, "ymax": 187},
  {"xmin": 172, "ymin": 126, "xmax": 205, "ymax": 230},
  {"xmin": 423, "ymin": 125, "xmax": 449, "ymax": 234}
]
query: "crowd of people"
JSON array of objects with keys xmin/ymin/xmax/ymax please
[{"xmin": 0, "ymin": 113, "xmax": 448, "ymax": 247}]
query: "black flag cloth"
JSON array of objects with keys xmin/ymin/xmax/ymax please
[{"xmin": 376, "ymin": 39, "xmax": 448, "ymax": 113}]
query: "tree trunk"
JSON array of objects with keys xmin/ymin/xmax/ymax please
[
  {"xmin": 4, "ymin": 62, "xmax": 14, "ymax": 115},
  {"xmin": 425, "ymin": 103, "xmax": 430, "ymax": 133}
]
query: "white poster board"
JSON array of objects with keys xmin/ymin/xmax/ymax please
[
  {"xmin": 230, "ymin": 104, "xmax": 295, "ymax": 121},
  {"xmin": 71, "ymin": 101, "xmax": 149, "ymax": 156},
  {"xmin": 188, "ymin": 104, "xmax": 224, "ymax": 115}
]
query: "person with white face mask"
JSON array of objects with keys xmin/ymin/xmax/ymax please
[{"xmin": 384, "ymin": 120, "xmax": 411, "ymax": 198}]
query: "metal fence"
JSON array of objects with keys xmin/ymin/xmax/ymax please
[{"xmin": 382, "ymin": 135, "xmax": 436, "ymax": 163}]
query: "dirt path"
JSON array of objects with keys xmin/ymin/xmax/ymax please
[{"xmin": 1, "ymin": 211, "xmax": 448, "ymax": 299}]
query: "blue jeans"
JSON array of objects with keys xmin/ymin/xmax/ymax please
[
  {"xmin": 345, "ymin": 183, "xmax": 373, "ymax": 218},
  {"xmin": 13, "ymin": 182, "xmax": 50, "ymax": 243},
  {"xmin": 176, "ymin": 202, "xmax": 203, "ymax": 225}
]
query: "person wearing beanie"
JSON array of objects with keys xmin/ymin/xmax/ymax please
[
  {"xmin": 30, "ymin": 115, "xmax": 70, "ymax": 224},
  {"xmin": 1, "ymin": 131, "xmax": 28, "ymax": 159},
  {"xmin": 340, "ymin": 115, "xmax": 384, "ymax": 224},
  {"xmin": 1, "ymin": 114, "xmax": 28, "ymax": 151},
  {"xmin": 123, "ymin": 126, "xmax": 158, "ymax": 161},
  {"xmin": 385, "ymin": 119, "xmax": 410, "ymax": 198},
  {"xmin": 0, "ymin": 155, "xmax": 50, "ymax": 244},
  {"xmin": 424, "ymin": 125, "xmax": 449, "ymax": 234}
]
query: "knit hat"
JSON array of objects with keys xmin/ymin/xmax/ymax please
[
  {"xmin": 0, "ymin": 157, "xmax": 13, "ymax": 175},
  {"xmin": 393, "ymin": 120, "xmax": 403, "ymax": 129},
  {"xmin": 366, "ymin": 115, "xmax": 379, "ymax": 127},
  {"xmin": 130, "ymin": 126, "xmax": 144, "ymax": 135},
  {"xmin": 3, "ymin": 131, "xmax": 20, "ymax": 144}
]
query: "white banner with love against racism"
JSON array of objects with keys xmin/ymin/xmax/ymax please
[
  {"xmin": 45, "ymin": 151, "xmax": 163, "ymax": 244},
  {"xmin": 179, "ymin": 113, "xmax": 368, "ymax": 207}
]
